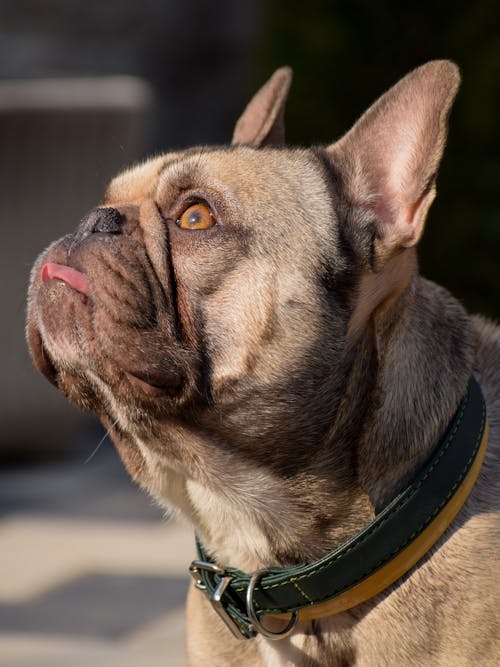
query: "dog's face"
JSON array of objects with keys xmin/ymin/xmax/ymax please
[
  {"xmin": 27, "ymin": 62, "xmax": 460, "ymax": 567},
  {"xmin": 28, "ymin": 145, "xmax": 348, "ymax": 459}
]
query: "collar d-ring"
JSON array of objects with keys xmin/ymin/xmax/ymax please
[{"xmin": 246, "ymin": 569, "xmax": 298, "ymax": 640}]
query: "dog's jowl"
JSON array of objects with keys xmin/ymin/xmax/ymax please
[{"xmin": 27, "ymin": 62, "xmax": 499, "ymax": 666}]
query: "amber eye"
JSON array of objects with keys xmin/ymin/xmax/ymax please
[{"xmin": 176, "ymin": 203, "xmax": 215, "ymax": 230}]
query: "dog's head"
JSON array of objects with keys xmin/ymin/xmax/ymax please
[{"xmin": 27, "ymin": 62, "xmax": 460, "ymax": 567}]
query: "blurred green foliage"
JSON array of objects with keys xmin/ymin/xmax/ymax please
[{"xmin": 252, "ymin": 0, "xmax": 500, "ymax": 318}]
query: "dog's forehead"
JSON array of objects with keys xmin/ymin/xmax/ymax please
[
  {"xmin": 166, "ymin": 147, "xmax": 327, "ymax": 206},
  {"xmin": 105, "ymin": 146, "xmax": 328, "ymax": 211}
]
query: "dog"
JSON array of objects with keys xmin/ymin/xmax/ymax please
[{"xmin": 27, "ymin": 61, "xmax": 499, "ymax": 666}]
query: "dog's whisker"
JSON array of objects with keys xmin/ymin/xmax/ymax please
[{"xmin": 83, "ymin": 418, "xmax": 119, "ymax": 464}]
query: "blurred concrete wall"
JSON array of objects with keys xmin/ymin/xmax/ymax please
[
  {"xmin": 0, "ymin": 77, "xmax": 153, "ymax": 455},
  {"xmin": 0, "ymin": 0, "xmax": 262, "ymax": 457},
  {"xmin": 0, "ymin": 1, "xmax": 262, "ymax": 148}
]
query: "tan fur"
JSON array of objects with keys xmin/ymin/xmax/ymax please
[
  {"xmin": 26, "ymin": 61, "xmax": 499, "ymax": 666},
  {"xmin": 104, "ymin": 154, "xmax": 173, "ymax": 205}
]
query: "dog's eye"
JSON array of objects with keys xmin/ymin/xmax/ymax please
[{"xmin": 176, "ymin": 203, "xmax": 215, "ymax": 230}]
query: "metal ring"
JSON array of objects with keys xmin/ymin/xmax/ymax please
[{"xmin": 246, "ymin": 569, "xmax": 298, "ymax": 640}]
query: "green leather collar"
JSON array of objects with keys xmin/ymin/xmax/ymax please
[{"xmin": 189, "ymin": 377, "xmax": 488, "ymax": 640}]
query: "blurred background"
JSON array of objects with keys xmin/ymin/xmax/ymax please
[{"xmin": 0, "ymin": 1, "xmax": 498, "ymax": 666}]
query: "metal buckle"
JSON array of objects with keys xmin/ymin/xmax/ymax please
[{"xmin": 189, "ymin": 559, "xmax": 250, "ymax": 640}]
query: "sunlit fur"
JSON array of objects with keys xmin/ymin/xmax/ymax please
[{"xmin": 27, "ymin": 62, "xmax": 499, "ymax": 666}]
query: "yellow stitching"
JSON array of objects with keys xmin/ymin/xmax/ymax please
[{"xmin": 291, "ymin": 578, "xmax": 315, "ymax": 604}]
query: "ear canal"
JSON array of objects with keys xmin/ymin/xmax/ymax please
[
  {"xmin": 326, "ymin": 60, "xmax": 460, "ymax": 264},
  {"xmin": 232, "ymin": 66, "xmax": 293, "ymax": 147}
]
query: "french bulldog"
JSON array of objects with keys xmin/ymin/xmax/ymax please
[{"xmin": 27, "ymin": 61, "xmax": 499, "ymax": 666}]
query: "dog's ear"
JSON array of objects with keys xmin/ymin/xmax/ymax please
[
  {"xmin": 232, "ymin": 66, "xmax": 293, "ymax": 147},
  {"xmin": 327, "ymin": 60, "xmax": 460, "ymax": 266}
]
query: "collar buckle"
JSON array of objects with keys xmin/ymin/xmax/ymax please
[{"xmin": 189, "ymin": 559, "xmax": 253, "ymax": 640}]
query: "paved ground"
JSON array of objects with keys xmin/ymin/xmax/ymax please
[{"xmin": 0, "ymin": 420, "xmax": 193, "ymax": 667}]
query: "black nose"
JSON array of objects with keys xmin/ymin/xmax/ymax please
[{"xmin": 79, "ymin": 207, "xmax": 124, "ymax": 236}]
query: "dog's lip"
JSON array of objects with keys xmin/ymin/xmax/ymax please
[
  {"xmin": 41, "ymin": 262, "xmax": 90, "ymax": 297},
  {"xmin": 125, "ymin": 370, "xmax": 183, "ymax": 398}
]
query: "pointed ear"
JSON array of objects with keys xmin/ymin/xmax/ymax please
[
  {"xmin": 232, "ymin": 66, "xmax": 293, "ymax": 147},
  {"xmin": 326, "ymin": 60, "xmax": 460, "ymax": 266}
]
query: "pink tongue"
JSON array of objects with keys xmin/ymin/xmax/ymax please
[{"xmin": 41, "ymin": 263, "xmax": 90, "ymax": 296}]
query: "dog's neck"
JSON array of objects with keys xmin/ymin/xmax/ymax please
[
  {"xmin": 154, "ymin": 275, "xmax": 476, "ymax": 573},
  {"xmin": 357, "ymin": 275, "xmax": 475, "ymax": 510}
]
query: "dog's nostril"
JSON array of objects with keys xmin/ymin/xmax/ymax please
[{"xmin": 84, "ymin": 207, "xmax": 124, "ymax": 235}]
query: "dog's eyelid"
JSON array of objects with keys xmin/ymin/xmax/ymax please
[{"xmin": 163, "ymin": 191, "xmax": 211, "ymax": 218}]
